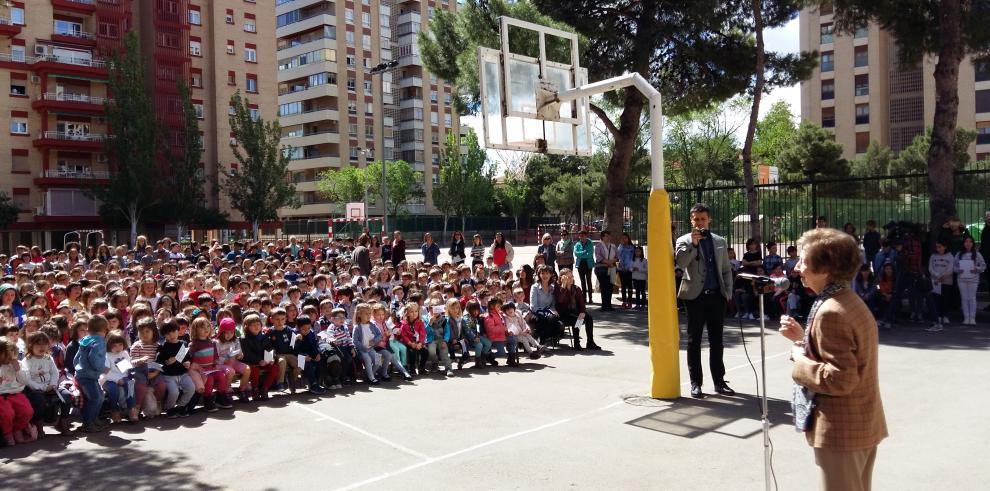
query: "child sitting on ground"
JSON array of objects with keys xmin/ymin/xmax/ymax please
[
  {"xmin": 188, "ymin": 317, "xmax": 233, "ymax": 412},
  {"xmin": 267, "ymin": 308, "xmax": 300, "ymax": 393},
  {"xmin": 503, "ymin": 303, "xmax": 542, "ymax": 360},
  {"xmin": 23, "ymin": 331, "xmax": 70, "ymax": 436},
  {"xmin": 398, "ymin": 302, "xmax": 429, "ymax": 376},
  {"xmin": 462, "ymin": 300, "xmax": 491, "ymax": 368},
  {"xmin": 352, "ymin": 304, "xmax": 383, "ymax": 385},
  {"xmin": 239, "ymin": 314, "xmax": 280, "ymax": 401},
  {"xmin": 483, "ymin": 298, "xmax": 518, "ymax": 367},
  {"xmin": 291, "ymin": 316, "xmax": 325, "ymax": 394},
  {"xmin": 0, "ymin": 337, "xmax": 35, "ymax": 444},
  {"xmin": 129, "ymin": 318, "xmax": 165, "ymax": 418},
  {"xmin": 217, "ymin": 318, "xmax": 252, "ymax": 402},
  {"xmin": 370, "ymin": 303, "xmax": 412, "ymax": 381},
  {"xmin": 102, "ymin": 331, "xmax": 138, "ymax": 423}
]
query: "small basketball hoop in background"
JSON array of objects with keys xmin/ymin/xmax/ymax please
[{"xmin": 345, "ymin": 202, "xmax": 366, "ymax": 220}]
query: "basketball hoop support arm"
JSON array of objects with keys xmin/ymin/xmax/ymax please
[{"xmin": 547, "ymin": 72, "xmax": 680, "ymax": 399}]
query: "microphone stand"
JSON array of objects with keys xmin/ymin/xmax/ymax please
[{"xmin": 745, "ymin": 277, "xmax": 773, "ymax": 491}]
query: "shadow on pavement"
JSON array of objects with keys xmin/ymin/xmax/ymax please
[
  {"xmin": 877, "ymin": 324, "xmax": 990, "ymax": 351},
  {"xmin": 625, "ymin": 394, "xmax": 792, "ymax": 440}
]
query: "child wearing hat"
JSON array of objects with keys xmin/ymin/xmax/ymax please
[{"xmin": 217, "ymin": 318, "xmax": 252, "ymax": 402}]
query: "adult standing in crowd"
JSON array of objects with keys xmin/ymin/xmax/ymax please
[
  {"xmin": 555, "ymin": 230, "xmax": 575, "ymax": 273},
  {"xmin": 537, "ymin": 234, "xmax": 557, "ymax": 271},
  {"xmin": 448, "ymin": 231, "xmax": 466, "ymax": 266},
  {"xmin": 779, "ymin": 228, "xmax": 887, "ymax": 491},
  {"xmin": 982, "ymin": 211, "xmax": 990, "ymax": 298},
  {"xmin": 574, "ymin": 230, "xmax": 595, "ymax": 304},
  {"xmin": 674, "ymin": 203, "xmax": 734, "ymax": 399},
  {"xmin": 421, "ymin": 233, "xmax": 440, "ymax": 266},
  {"xmin": 390, "ymin": 231, "xmax": 406, "ymax": 265},
  {"xmin": 556, "ymin": 268, "xmax": 600, "ymax": 350},
  {"xmin": 617, "ymin": 233, "xmax": 635, "ymax": 309},
  {"xmin": 380, "ymin": 231, "xmax": 392, "ymax": 265},
  {"xmin": 470, "ymin": 234, "xmax": 486, "ymax": 268},
  {"xmin": 490, "ymin": 233, "xmax": 514, "ymax": 274},
  {"xmin": 594, "ymin": 231, "xmax": 618, "ymax": 311},
  {"xmin": 352, "ymin": 235, "xmax": 371, "ymax": 276}
]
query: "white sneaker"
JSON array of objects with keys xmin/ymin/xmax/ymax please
[
  {"xmin": 925, "ymin": 323, "xmax": 943, "ymax": 332},
  {"xmin": 940, "ymin": 316, "xmax": 950, "ymax": 324}
]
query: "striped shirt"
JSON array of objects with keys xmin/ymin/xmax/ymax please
[
  {"xmin": 189, "ymin": 339, "xmax": 219, "ymax": 368},
  {"xmin": 331, "ymin": 324, "xmax": 354, "ymax": 347},
  {"xmin": 129, "ymin": 340, "xmax": 159, "ymax": 362}
]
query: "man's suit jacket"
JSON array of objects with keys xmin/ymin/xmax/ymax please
[
  {"xmin": 792, "ymin": 288, "xmax": 888, "ymax": 450},
  {"xmin": 674, "ymin": 232, "xmax": 733, "ymax": 301}
]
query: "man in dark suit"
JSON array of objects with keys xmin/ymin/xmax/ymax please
[{"xmin": 674, "ymin": 203, "xmax": 735, "ymax": 399}]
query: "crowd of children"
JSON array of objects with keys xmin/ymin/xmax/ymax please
[{"xmin": 0, "ymin": 232, "xmax": 606, "ymax": 446}]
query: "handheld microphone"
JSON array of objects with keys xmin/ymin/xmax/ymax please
[{"xmin": 737, "ymin": 273, "xmax": 790, "ymax": 289}]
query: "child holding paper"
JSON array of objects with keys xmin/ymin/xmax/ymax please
[
  {"xmin": 462, "ymin": 300, "xmax": 492, "ymax": 368},
  {"xmin": 101, "ymin": 332, "xmax": 138, "ymax": 423},
  {"xmin": 352, "ymin": 304, "xmax": 383, "ymax": 384},
  {"xmin": 371, "ymin": 303, "xmax": 413, "ymax": 381},
  {"xmin": 267, "ymin": 308, "xmax": 300, "ymax": 392},
  {"xmin": 0, "ymin": 337, "xmax": 34, "ymax": 444},
  {"xmin": 157, "ymin": 320, "xmax": 197, "ymax": 417},
  {"xmin": 129, "ymin": 318, "xmax": 165, "ymax": 418},
  {"xmin": 188, "ymin": 317, "xmax": 233, "ymax": 412},
  {"xmin": 239, "ymin": 314, "xmax": 280, "ymax": 401},
  {"xmin": 217, "ymin": 318, "xmax": 252, "ymax": 402},
  {"xmin": 291, "ymin": 316, "xmax": 325, "ymax": 394},
  {"xmin": 503, "ymin": 303, "xmax": 542, "ymax": 359},
  {"xmin": 328, "ymin": 307, "xmax": 357, "ymax": 385},
  {"xmin": 427, "ymin": 299, "xmax": 458, "ymax": 377}
]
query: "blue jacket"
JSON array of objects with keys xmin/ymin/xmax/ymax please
[
  {"xmin": 74, "ymin": 334, "xmax": 107, "ymax": 381},
  {"xmin": 352, "ymin": 323, "xmax": 382, "ymax": 353},
  {"xmin": 421, "ymin": 241, "xmax": 441, "ymax": 265},
  {"xmin": 292, "ymin": 329, "xmax": 320, "ymax": 357},
  {"xmin": 617, "ymin": 244, "xmax": 636, "ymax": 271}
]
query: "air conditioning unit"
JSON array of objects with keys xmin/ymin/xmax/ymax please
[
  {"xmin": 29, "ymin": 75, "xmax": 41, "ymax": 84},
  {"xmin": 34, "ymin": 44, "xmax": 49, "ymax": 56}
]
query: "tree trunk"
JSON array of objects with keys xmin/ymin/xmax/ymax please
[
  {"xmin": 442, "ymin": 213, "xmax": 448, "ymax": 243},
  {"xmin": 128, "ymin": 203, "xmax": 138, "ymax": 246},
  {"xmin": 175, "ymin": 222, "xmax": 186, "ymax": 243},
  {"xmin": 927, "ymin": 0, "xmax": 963, "ymax": 243},
  {"xmin": 461, "ymin": 215, "xmax": 466, "ymax": 234},
  {"xmin": 603, "ymin": 91, "xmax": 646, "ymax": 235},
  {"xmin": 252, "ymin": 220, "xmax": 260, "ymax": 240},
  {"xmin": 741, "ymin": 0, "xmax": 766, "ymax": 246}
]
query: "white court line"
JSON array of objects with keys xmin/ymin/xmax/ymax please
[
  {"xmin": 293, "ymin": 403, "xmax": 431, "ymax": 461},
  {"xmin": 333, "ymin": 350, "xmax": 791, "ymax": 490}
]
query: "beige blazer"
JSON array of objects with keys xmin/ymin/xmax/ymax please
[{"xmin": 792, "ymin": 288, "xmax": 888, "ymax": 450}]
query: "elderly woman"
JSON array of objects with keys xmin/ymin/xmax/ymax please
[
  {"xmin": 555, "ymin": 268, "xmax": 600, "ymax": 350},
  {"xmin": 779, "ymin": 228, "xmax": 887, "ymax": 491}
]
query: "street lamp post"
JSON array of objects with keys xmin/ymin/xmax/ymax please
[
  {"xmin": 578, "ymin": 164, "xmax": 586, "ymax": 230},
  {"xmin": 366, "ymin": 59, "xmax": 399, "ymax": 234}
]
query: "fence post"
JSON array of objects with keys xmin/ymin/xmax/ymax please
[{"xmin": 810, "ymin": 173, "xmax": 818, "ymax": 229}]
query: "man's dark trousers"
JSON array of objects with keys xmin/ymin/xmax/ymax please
[{"xmin": 686, "ymin": 290, "xmax": 726, "ymax": 386}]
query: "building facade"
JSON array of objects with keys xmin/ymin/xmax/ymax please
[
  {"xmin": 276, "ymin": 0, "xmax": 460, "ymax": 220},
  {"xmin": 799, "ymin": 5, "xmax": 990, "ymax": 161},
  {"xmin": 0, "ymin": 0, "xmax": 275, "ymax": 248}
]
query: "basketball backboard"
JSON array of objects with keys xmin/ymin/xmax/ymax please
[
  {"xmin": 479, "ymin": 17, "xmax": 593, "ymax": 156},
  {"xmin": 345, "ymin": 202, "xmax": 365, "ymax": 220}
]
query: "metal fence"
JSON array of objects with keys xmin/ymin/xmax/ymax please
[{"xmin": 626, "ymin": 166, "xmax": 990, "ymax": 249}]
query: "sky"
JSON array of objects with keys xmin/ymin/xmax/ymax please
[{"xmin": 462, "ymin": 17, "xmax": 802, "ymax": 172}]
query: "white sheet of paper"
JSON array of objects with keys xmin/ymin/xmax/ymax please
[
  {"xmin": 297, "ymin": 354, "xmax": 306, "ymax": 370},
  {"xmin": 115, "ymin": 358, "xmax": 134, "ymax": 372},
  {"xmin": 433, "ymin": 305, "xmax": 445, "ymax": 314},
  {"xmin": 264, "ymin": 350, "xmax": 274, "ymax": 363},
  {"xmin": 175, "ymin": 344, "xmax": 189, "ymax": 363},
  {"xmin": 290, "ymin": 335, "xmax": 298, "ymax": 349},
  {"xmin": 574, "ymin": 318, "xmax": 585, "ymax": 331},
  {"xmin": 228, "ymin": 349, "xmax": 242, "ymax": 358}
]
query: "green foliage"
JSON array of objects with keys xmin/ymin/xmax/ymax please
[
  {"xmin": 317, "ymin": 166, "xmax": 367, "ymax": 211},
  {"xmin": 367, "ymin": 160, "xmax": 425, "ymax": 219},
  {"xmin": 432, "ymin": 130, "xmax": 495, "ymax": 221},
  {"xmin": 663, "ymin": 98, "xmax": 747, "ymax": 188},
  {"xmin": 165, "ymin": 80, "xmax": 222, "ymax": 236},
  {"xmin": 889, "ymin": 128, "xmax": 978, "ymax": 196},
  {"xmin": 223, "ymin": 91, "xmax": 299, "ymax": 236},
  {"xmin": 777, "ymin": 121, "xmax": 849, "ymax": 181},
  {"xmin": 0, "ymin": 192, "xmax": 19, "ymax": 229},
  {"xmin": 541, "ymin": 171, "xmax": 604, "ymax": 223},
  {"xmin": 752, "ymin": 100, "xmax": 798, "ymax": 168},
  {"xmin": 496, "ymin": 173, "xmax": 528, "ymax": 230},
  {"xmin": 95, "ymin": 31, "xmax": 162, "ymax": 243}
]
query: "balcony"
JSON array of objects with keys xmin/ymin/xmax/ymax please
[
  {"xmin": 52, "ymin": 29, "xmax": 97, "ymax": 47},
  {"xmin": 34, "ymin": 168, "xmax": 113, "ymax": 187},
  {"xmin": 288, "ymin": 152, "xmax": 341, "ymax": 171},
  {"xmin": 38, "ymin": 188, "xmax": 101, "ymax": 221},
  {"xmin": 0, "ymin": 17, "xmax": 23, "ymax": 37},
  {"xmin": 51, "ymin": 0, "xmax": 96, "ymax": 14},
  {"xmin": 31, "ymin": 53, "xmax": 108, "ymax": 78},
  {"xmin": 281, "ymin": 129, "xmax": 340, "ymax": 147},
  {"xmin": 280, "ymin": 107, "xmax": 340, "ymax": 127},
  {"xmin": 34, "ymin": 131, "xmax": 107, "ymax": 151},
  {"xmin": 32, "ymin": 92, "xmax": 109, "ymax": 115}
]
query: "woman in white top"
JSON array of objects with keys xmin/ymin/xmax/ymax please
[{"xmin": 954, "ymin": 237, "xmax": 986, "ymax": 325}]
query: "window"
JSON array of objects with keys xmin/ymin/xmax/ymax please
[
  {"xmin": 821, "ymin": 107, "xmax": 835, "ymax": 128},
  {"xmin": 194, "ymin": 103, "xmax": 204, "ymax": 119},
  {"xmin": 191, "ymin": 71, "xmax": 203, "ymax": 87},
  {"xmin": 227, "ymin": 41, "xmax": 235, "ymax": 55},
  {"xmin": 246, "ymin": 74, "xmax": 258, "ymax": 93},
  {"xmin": 349, "ymin": 123, "xmax": 358, "ymax": 136},
  {"xmin": 977, "ymin": 122, "xmax": 990, "ymax": 145},
  {"xmin": 350, "ymin": 147, "xmax": 360, "ymax": 160},
  {"xmin": 244, "ymin": 20, "xmax": 256, "ymax": 32},
  {"xmin": 430, "ymin": 90, "xmax": 437, "ymax": 103},
  {"xmin": 10, "ymin": 119, "xmax": 28, "ymax": 135},
  {"xmin": 11, "ymin": 190, "xmax": 28, "ymax": 211},
  {"xmin": 362, "ymin": 12, "xmax": 371, "ymax": 28},
  {"xmin": 245, "ymin": 47, "xmax": 257, "ymax": 62},
  {"xmin": 366, "ymin": 125, "xmax": 374, "ymax": 138},
  {"xmin": 444, "ymin": 93, "xmax": 451, "ymax": 105},
  {"xmin": 855, "ymin": 74, "xmax": 869, "ymax": 96},
  {"xmin": 249, "ymin": 108, "xmax": 260, "ymax": 121},
  {"xmin": 54, "ymin": 20, "xmax": 84, "ymax": 36},
  {"xmin": 854, "ymin": 46, "xmax": 868, "ymax": 67},
  {"xmin": 279, "ymin": 101, "xmax": 303, "ymax": 116},
  {"xmin": 821, "ymin": 79, "xmax": 834, "ymax": 100},
  {"xmin": 11, "ymin": 150, "xmax": 29, "ymax": 173},
  {"xmin": 430, "ymin": 112, "xmax": 438, "ymax": 125},
  {"xmin": 190, "ymin": 40, "xmax": 202, "ymax": 56},
  {"xmin": 225, "ymin": 9, "xmax": 235, "ymax": 24},
  {"xmin": 444, "ymin": 114, "xmax": 452, "ymax": 128},
  {"xmin": 975, "ymin": 90, "xmax": 990, "ymax": 113},
  {"xmin": 854, "ymin": 24, "xmax": 868, "ymax": 39},
  {"xmin": 347, "ymin": 77, "xmax": 356, "ymax": 91},
  {"xmin": 365, "ymin": 102, "xmax": 374, "ymax": 115},
  {"xmin": 98, "ymin": 22, "xmax": 119, "ymax": 39},
  {"xmin": 362, "ymin": 34, "xmax": 372, "ymax": 51},
  {"xmin": 10, "ymin": 81, "xmax": 26, "ymax": 97},
  {"xmin": 11, "ymin": 46, "xmax": 25, "ymax": 63},
  {"xmin": 855, "ymin": 132, "xmax": 870, "ymax": 153},
  {"xmin": 346, "ymin": 31, "xmax": 355, "ymax": 46},
  {"xmin": 976, "ymin": 58, "xmax": 990, "ymax": 83},
  {"xmin": 10, "ymin": 7, "xmax": 24, "ymax": 25},
  {"xmin": 820, "ymin": 24, "xmax": 834, "ymax": 45},
  {"xmin": 346, "ymin": 9, "xmax": 354, "ymax": 23},
  {"xmin": 348, "ymin": 101, "xmax": 357, "ymax": 114},
  {"xmin": 855, "ymin": 104, "xmax": 869, "ymax": 124},
  {"xmin": 364, "ymin": 80, "xmax": 372, "ymax": 95},
  {"xmin": 821, "ymin": 52, "xmax": 834, "ymax": 72},
  {"xmin": 189, "ymin": 9, "xmax": 201, "ymax": 25},
  {"xmin": 346, "ymin": 55, "xmax": 355, "ymax": 67},
  {"xmin": 227, "ymin": 70, "xmax": 236, "ymax": 85}
]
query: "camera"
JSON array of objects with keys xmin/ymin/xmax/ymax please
[{"xmin": 696, "ymin": 228, "xmax": 711, "ymax": 238}]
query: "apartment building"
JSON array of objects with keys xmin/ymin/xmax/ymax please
[
  {"xmin": 276, "ymin": 0, "xmax": 460, "ymax": 219},
  {"xmin": 0, "ymin": 0, "xmax": 275, "ymax": 249},
  {"xmin": 799, "ymin": 4, "xmax": 989, "ymax": 162}
]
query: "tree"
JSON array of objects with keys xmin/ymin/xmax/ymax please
[
  {"xmin": 0, "ymin": 192, "xmax": 19, "ymax": 230},
  {"xmin": 823, "ymin": 0, "xmax": 990, "ymax": 240},
  {"xmin": 317, "ymin": 166, "xmax": 368, "ymax": 213},
  {"xmin": 95, "ymin": 32, "xmax": 162, "ymax": 245},
  {"xmin": 889, "ymin": 127, "xmax": 977, "ymax": 197},
  {"xmin": 777, "ymin": 121, "xmax": 849, "ymax": 181},
  {"xmin": 420, "ymin": 0, "xmax": 816, "ymax": 235},
  {"xmin": 850, "ymin": 140, "xmax": 898, "ymax": 198},
  {"xmin": 542, "ymin": 171, "xmax": 604, "ymax": 223},
  {"xmin": 432, "ymin": 130, "xmax": 493, "ymax": 236},
  {"xmin": 663, "ymin": 99, "xmax": 747, "ymax": 188},
  {"xmin": 752, "ymin": 100, "xmax": 798, "ymax": 169},
  {"xmin": 496, "ymin": 173, "xmax": 528, "ymax": 233},
  {"xmin": 223, "ymin": 91, "xmax": 300, "ymax": 238},
  {"xmin": 165, "ymin": 80, "xmax": 212, "ymax": 240},
  {"xmin": 366, "ymin": 160, "xmax": 425, "ymax": 224}
]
